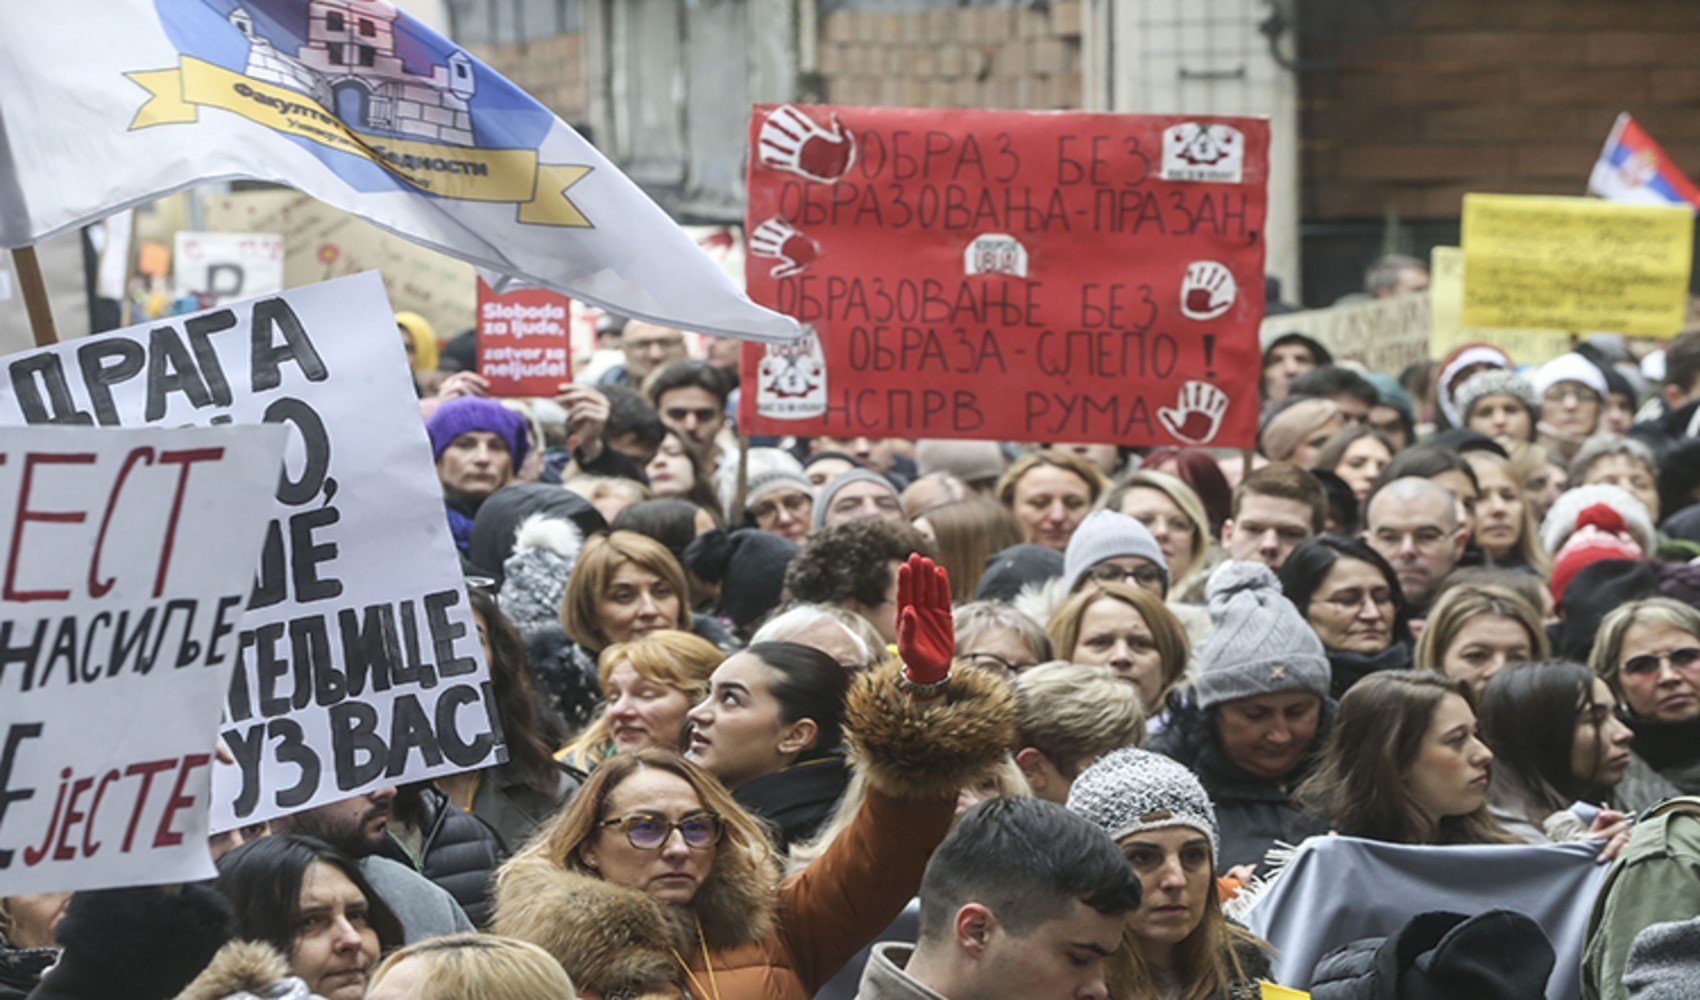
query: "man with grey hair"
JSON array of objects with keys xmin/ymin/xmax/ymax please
[
  {"xmin": 1365, "ymin": 253, "xmax": 1429, "ymax": 298},
  {"xmin": 1364, "ymin": 476, "xmax": 1466, "ymax": 619},
  {"xmin": 751, "ymin": 602, "xmax": 877, "ymax": 669}
]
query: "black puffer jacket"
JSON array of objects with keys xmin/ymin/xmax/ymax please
[
  {"xmin": 1147, "ymin": 692, "xmax": 1334, "ymax": 874},
  {"xmin": 379, "ymin": 784, "xmax": 507, "ymax": 927}
]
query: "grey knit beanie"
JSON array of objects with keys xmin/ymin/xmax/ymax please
[
  {"xmin": 1454, "ymin": 369, "xmax": 1542, "ymax": 425},
  {"xmin": 1063, "ymin": 510, "xmax": 1169, "ymax": 594},
  {"xmin": 811, "ymin": 468, "xmax": 905, "ymax": 530},
  {"xmin": 1067, "ymin": 748, "xmax": 1220, "ymax": 857},
  {"xmin": 716, "ymin": 448, "xmax": 810, "ymax": 522},
  {"xmin": 1192, "ymin": 561, "xmax": 1331, "ymax": 709}
]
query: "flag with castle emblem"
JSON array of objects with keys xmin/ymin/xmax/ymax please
[{"xmin": 0, "ymin": 0, "xmax": 799, "ymax": 342}]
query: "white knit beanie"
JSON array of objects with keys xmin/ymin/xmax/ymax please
[
  {"xmin": 1063, "ymin": 510, "xmax": 1169, "ymax": 594},
  {"xmin": 1531, "ymin": 353, "xmax": 1609, "ymax": 400},
  {"xmin": 1067, "ymin": 747, "xmax": 1220, "ymax": 857},
  {"xmin": 1540, "ymin": 483, "xmax": 1656, "ymax": 555},
  {"xmin": 1191, "ymin": 561, "xmax": 1331, "ymax": 709}
]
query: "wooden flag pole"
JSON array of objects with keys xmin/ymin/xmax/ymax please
[{"xmin": 10, "ymin": 246, "xmax": 59, "ymax": 346}]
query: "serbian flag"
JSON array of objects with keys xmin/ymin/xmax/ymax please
[
  {"xmin": 1588, "ymin": 113, "xmax": 1700, "ymax": 211},
  {"xmin": 0, "ymin": 0, "xmax": 799, "ymax": 342}
]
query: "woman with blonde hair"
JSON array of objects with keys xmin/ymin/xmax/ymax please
[
  {"xmin": 1048, "ymin": 581, "xmax": 1190, "ymax": 716},
  {"xmin": 534, "ymin": 530, "xmax": 700, "ymax": 730},
  {"xmin": 559, "ymin": 629, "xmax": 724, "ymax": 774},
  {"xmin": 1413, "ymin": 583, "xmax": 1549, "ymax": 695},
  {"xmin": 491, "ymin": 555, "xmax": 1017, "ymax": 999},
  {"xmin": 1464, "ymin": 450, "xmax": 1551, "ymax": 575},
  {"xmin": 1589, "ymin": 598, "xmax": 1700, "ymax": 794},
  {"xmin": 912, "ymin": 498, "xmax": 1023, "ymax": 601},
  {"xmin": 996, "ymin": 451, "xmax": 1107, "ymax": 551},
  {"xmin": 367, "ymin": 933, "xmax": 577, "ymax": 999}
]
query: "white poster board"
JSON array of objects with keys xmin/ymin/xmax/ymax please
[
  {"xmin": 0, "ymin": 272, "xmax": 501, "ymax": 831},
  {"xmin": 173, "ymin": 230, "xmax": 286, "ymax": 306},
  {"xmin": 0, "ymin": 424, "xmax": 282, "ymax": 893}
]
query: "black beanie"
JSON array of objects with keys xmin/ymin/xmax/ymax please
[
  {"xmin": 30, "ymin": 884, "xmax": 233, "ymax": 999},
  {"xmin": 975, "ymin": 544, "xmax": 1064, "ymax": 601},
  {"xmin": 1555, "ymin": 559, "xmax": 1662, "ymax": 661},
  {"xmin": 685, "ymin": 528, "xmax": 799, "ymax": 630}
]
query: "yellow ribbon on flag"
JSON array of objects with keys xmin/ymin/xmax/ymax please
[{"xmin": 125, "ymin": 56, "xmax": 592, "ymax": 228}]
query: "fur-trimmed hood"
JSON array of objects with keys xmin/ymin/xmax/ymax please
[
  {"xmin": 174, "ymin": 941, "xmax": 315, "ymax": 1000},
  {"xmin": 492, "ymin": 848, "xmax": 776, "ymax": 998},
  {"xmin": 845, "ymin": 657, "xmax": 1019, "ymax": 800}
]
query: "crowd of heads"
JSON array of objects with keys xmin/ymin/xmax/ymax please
[{"xmin": 12, "ymin": 297, "xmax": 1700, "ymax": 999}]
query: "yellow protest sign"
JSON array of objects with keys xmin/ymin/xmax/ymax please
[
  {"xmin": 1430, "ymin": 246, "xmax": 1572, "ymax": 364},
  {"xmin": 1460, "ymin": 194, "xmax": 1693, "ymax": 337},
  {"xmin": 1259, "ymin": 984, "xmax": 1311, "ymax": 1000}
]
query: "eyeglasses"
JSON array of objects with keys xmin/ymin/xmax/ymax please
[
  {"xmin": 1543, "ymin": 385, "xmax": 1601, "ymax": 406},
  {"xmin": 962, "ymin": 651, "xmax": 1038, "ymax": 675},
  {"xmin": 1622, "ymin": 647, "xmax": 1700, "ymax": 678},
  {"xmin": 750, "ymin": 492, "xmax": 810, "ymax": 523},
  {"xmin": 1088, "ymin": 563, "xmax": 1166, "ymax": 589},
  {"xmin": 598, "ymin": 812, "xmax": 723, "ymax": 850}
]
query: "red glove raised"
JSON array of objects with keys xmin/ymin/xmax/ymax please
[{"xmin": 896, "ymin": 553, "xmax": 953, "ymax": 697}]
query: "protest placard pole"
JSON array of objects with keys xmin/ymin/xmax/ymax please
[
  {"xmin": 10, "ymin": 245, "xmax": 59, "ymax": 346},
  {"xmin": 731, "ymin": 434, "xmax": 751, "ymax": 522}
]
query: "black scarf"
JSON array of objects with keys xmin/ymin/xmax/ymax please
[{"xmin": 1325, "ymin": 642, "xmax": 1413, "ymax": 701}]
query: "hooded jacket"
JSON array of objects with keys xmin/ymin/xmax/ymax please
[{"xmin": 491, "ymin": 663, "xmax": 1016, "ymax": 1000}]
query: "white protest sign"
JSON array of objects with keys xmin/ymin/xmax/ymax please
[
  {"xmin": 0, "ymin": 272, "xmax": 501, "ymax": 831},
  {"xmin": 173, "ymin": 230, "xmax": 286, "ymax": 306},
  {"xmin": 0, "ymin": 424, "xmax": 282, "ymax": 894}
]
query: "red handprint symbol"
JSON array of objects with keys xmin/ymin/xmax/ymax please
[
  {"xmin": 759, "ymin": 105, "xmax": 856, "ymax": 183},
  {"xmin": 748, "ymin": 218, "xmax": 818, "ymax": 278}
]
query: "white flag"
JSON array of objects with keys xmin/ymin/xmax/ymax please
[{"xmin": 0, "ymin": 0, "xmax": 801, "ymax": 343}]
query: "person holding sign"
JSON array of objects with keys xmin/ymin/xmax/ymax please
[{"xmin": 490, "ymin": 555, "xmax": 1016, "ymax": 999}]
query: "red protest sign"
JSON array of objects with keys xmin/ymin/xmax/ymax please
[
  {"xmin": 476, "ymin": 279, "xmax": 572, "ymax": 396},
  {"xmin": 738, "ymin": 105, "xmax": 1267, "ymax": 448}
]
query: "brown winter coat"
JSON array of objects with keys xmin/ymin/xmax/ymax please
[{"xmin": 491, "ymin": 663, "xmax": 1017, "ymax": 1000}]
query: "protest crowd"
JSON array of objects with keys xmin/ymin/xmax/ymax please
[
  {"xmin": 6, "ymin": 6, "xmax": 1700, "ymax": 1000},
  {"xmin": 10, "ymin": 267, "xmax": 1700, "ymax": 1000}
]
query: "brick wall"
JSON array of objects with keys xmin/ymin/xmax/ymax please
[
  {"xmin": 470, "ymin": 33, "xmax": 589, "ymax": 124},
  {"xmin": 1303, "ymin": 0, "xmax": 1700, "ymax": 220},
  {"xmin": 818, "ymin": 1, "xmax": 1083, "ymax": 110}
]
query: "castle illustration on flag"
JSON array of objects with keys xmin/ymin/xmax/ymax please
[
  {"xmin": 228, "ymin": 1, "xmax": 477, "ymax": 147},
  {"xmin": 127, "ymin": 0, "xmax": 594, "ymax": 227}
]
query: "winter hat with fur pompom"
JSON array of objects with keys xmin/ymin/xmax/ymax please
[
  {"xmin": 1192, "ymin": 561, "xmax": 1330, "ymax": 709},
  {"xmin": 1540, "ymin": 483, "xmax": 1655, "ymax": 557},
  {"xmin": 1549, "ymin": 503, "xmax": 1646, "ymax": 604}
]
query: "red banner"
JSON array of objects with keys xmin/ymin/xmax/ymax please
[
  {"xmin": 476, "ymin": 279, "xmax": 572, "ymax": 397},
  {"xmin": 738, "ymin": 105, "xmax": 1267, "ymax": 448}
]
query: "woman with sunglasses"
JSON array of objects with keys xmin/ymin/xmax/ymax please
[
  {"xmin": 1590, "ymin": 598, "xmax": 1700, "ymax": 794},
  {"xmin": 491, "ymin": 555, "xmax": 1016, "ymax": 1000}
]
